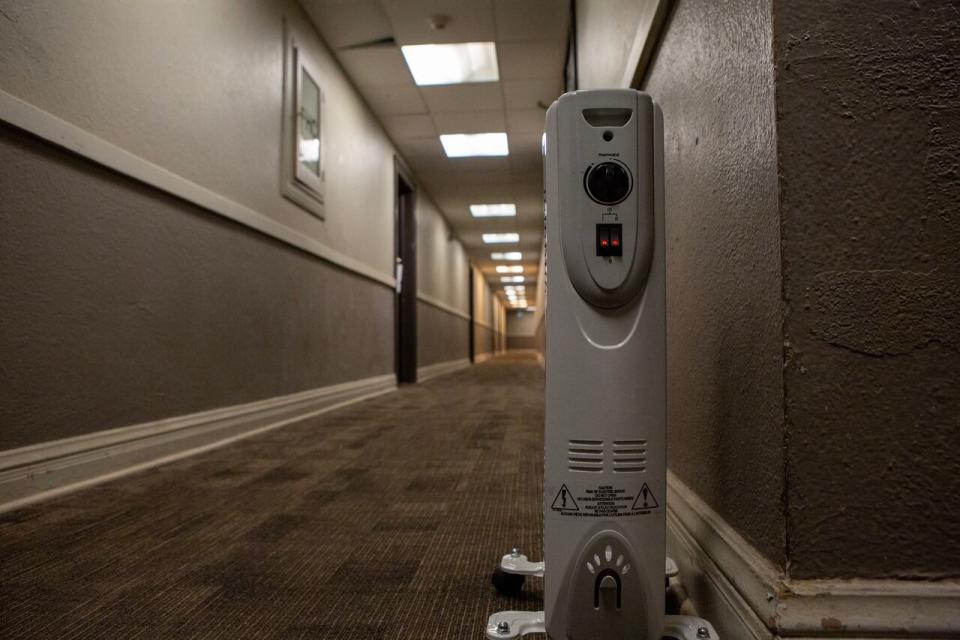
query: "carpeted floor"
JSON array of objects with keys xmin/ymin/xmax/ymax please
[{"xmin": 0, "ymin": 355, "xmax": 545, "ymax": 639}]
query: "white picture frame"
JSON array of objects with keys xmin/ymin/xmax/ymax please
[{"xmin": 281, "ymin": 22, "xmax": 326, "ymax": 219}]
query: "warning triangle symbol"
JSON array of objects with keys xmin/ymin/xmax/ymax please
[
  {"xmin": 632, "ymin": 483, "xmax": 659, "ymax": 510},
  {"xmin": 551, "ymin": 484, "xmax": 579, "ymax": 512}
]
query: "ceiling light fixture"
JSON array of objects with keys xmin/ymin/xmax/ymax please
[
  {"xmin": 491, "ymin": 252, "xmax": 523, "ymax": 261},
  {"xmin": 483, "ymin": 233, "xmax": 519, "ymax": 244},
  {"xmin": 440, "ymin": 133, "xmax": 509, "ymax": 157},
  {"xmin": 496, "ymin": 265, "xmax": 524, "ymax": 274},
  {"xmin": 501, "ymin": 275, "xmax": 525, "ymax": 283},
  {"xmin": 470, "ymin": 203, "xmax": 516, "ymax": 217},
  {"xmin": 401, "ymin": 42, "xmax": 499, "ymax": 86}
]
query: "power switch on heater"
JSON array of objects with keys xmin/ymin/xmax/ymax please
[{"xmin": 596, "ymin": 223, "xmax": 622, "ymax": 257}]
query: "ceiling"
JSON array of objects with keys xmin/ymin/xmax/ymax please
[{"xmin": 300, "ymin": 0, "xmax": 571, "ymax": 308}]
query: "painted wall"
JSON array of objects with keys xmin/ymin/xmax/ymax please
[
  {"xmin": 0, "ymin": 0, "xmax": 393, "ymax": 276},
  {"xmin": 0, "ymin": 124, "xmax": 393, "ymax": 451},
  {"xmin": 507, "ymin": 310, "xmax": 538, "ymax": 337},
  {"xmin": 417, "ymin": 196, "xmax": 470, "ymax": 317},
  {"xmin": 774, "ymin": 0, "xmax": 960, "ymax": 580},
  {"xmin": 471, "ymin": 268, "xmax": 506, "ymax": 357},
  {"xmin": 575, "ymin": 0, "xmax": 662, "ymax": 90},
  {"xmin": 506, "ymin": 310, "xmax": 537, "ymax": 350},
  {"xmin": 0, "ymin": 0, "xmax": 485, "ymax": 450},
  {"xmin": 642, "ymin": 0, "xmax": 786, "ymax": 566},
  {"xmin": 415, "ymin": 195, "xmax": 471, "ymax": 367},
  {"xmin": 417, "ymin": 301, "xmax": 469, "ymax": 368}
]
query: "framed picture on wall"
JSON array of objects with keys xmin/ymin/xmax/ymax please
[{"xmin": 281, "ymin": 21, "xmax": 326, "ymax": 219}]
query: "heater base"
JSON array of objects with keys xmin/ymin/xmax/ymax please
[
  {"xmin": 494, "ymin": 550, "xmax": 678, "ymax": 580},
  {"xmin": 484, "ymin": 612, "xmax": 718, "ymax": 640},
  {"xmin": 499, "ymin": 551, "xmax": 545, "ymax": 577}
]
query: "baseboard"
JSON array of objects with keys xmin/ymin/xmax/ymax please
[
  {"xmin": 0, "ymin": 373, "xmax": 397, "ymax": 513},
  {"xmin": 666, "ymin": 472, "xmax": 960, "ymax": 638},
  {"xmin": 417, "ymin": 358, "xmax": 471, "ymax": 382}
]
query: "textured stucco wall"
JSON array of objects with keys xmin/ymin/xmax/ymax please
[
  {"xmin": 417, "ymin": 302, "xmax": 469, "ymax": 367},
  {"xmin": 0, "ymin": 125, "xmax": 393, "ymax": 451},
  {"xmin": 774, "ymin": 0, "xmax": 960, "ymax": 579},
  {"xmin": 642, "ymin": 0, "xmax": 786, "ymax": 565}
]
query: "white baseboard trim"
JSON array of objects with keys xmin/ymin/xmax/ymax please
[
  {"xmin": 0, "ymin": 373, "xmax": 397, "ymax": 513},
  {"xmin": 666, "ymin": 472, "xmax": 960, "ymax": 638},
  {"xmin": 417, "ymin": 358, "xmax": 471, "ymax": 382}
]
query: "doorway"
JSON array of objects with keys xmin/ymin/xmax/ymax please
[
  {"xmin": 394, "ymin": 159, "xmax": 417, "ymax": 384},
  {"xmin": 468, "ymin": 267, "xmax": 475, "ymax": 364}
]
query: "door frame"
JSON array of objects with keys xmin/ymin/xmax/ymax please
[{"xmin": 394, "ymin": 156, "xmax": 418, "ymax": 384}]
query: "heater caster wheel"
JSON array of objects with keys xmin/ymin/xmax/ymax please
[{"xmin": 491, "ymin": 567, "xmax": 526, "ymax": 596}]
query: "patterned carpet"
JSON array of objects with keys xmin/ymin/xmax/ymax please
[{"xmin": 0, "ymin": 355, "xmax": 545, "ymax": 639}]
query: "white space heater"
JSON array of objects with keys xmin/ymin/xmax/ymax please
[{"xmin": 485, "ymin": 89, "xmax": 718, "ymax": 640}]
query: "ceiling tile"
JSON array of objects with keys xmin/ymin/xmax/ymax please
[
  {"xmin": 381, "ymin": 0, "xmax": 496, "ymax": 45},
  {"xmin": 338, "ymin": 46, "xmax": 414, "ymax": 86},
  {"xmin": 510, "ymin": 154, "xmax": 543, "ymax": 172},
  {"xmin": 508, "ymin": 132, "xmax": 545, "ymax": 153},
  {"xmin": 301, "ymin": 0, "xmax": 393, "ymax": 50},
  {"xmin": 383, "ymin": 114, "xmax": 437, "ymax": 139},
  {"xmin": 422, "ymin": 168, "xmax": 513, "ymax": 190},
  {"xmin": 503, "ymin": 78, "xmax": 563, "ymax": 110},
  {"xmin": 420, "ymin": 83, "xmax": 504, "ymax": 112},
  {"xmin": 507, "ymin": 109, "xmax": 548, "ymax": 135},
  {"xmin": 361, "ymin": 85, "xmax": 428, "ymax": 115},
  {"xmin": 431, "ymin": 110, "xmax": 505, "ymax": 134},
  {"xmin": 498, "ymin": 40, "xmax": 567, "ymax": 80},
  {"xmin": 396, "ymin": 136, "xmax": 444, "ymax": 160},
  {"xmin": 493, "ymin": 0, "xmax": 570, "ymax": 41}
]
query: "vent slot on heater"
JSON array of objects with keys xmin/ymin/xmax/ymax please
[
  {"xmin": 568, "ymin": 439, "xmax": 603, "ymax": 473},
  {"xmin": 612, "ymin": 439, "xmax": 646, "ymax": 473}
]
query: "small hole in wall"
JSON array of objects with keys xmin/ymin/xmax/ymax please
[{"xmin": 602, "ymin": 130, "xmax": 614, "ymax": 142}]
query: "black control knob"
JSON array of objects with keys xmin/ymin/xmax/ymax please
[{"xmin": 585, "ymin": 162, "xmax": 632, "ymax": 205}]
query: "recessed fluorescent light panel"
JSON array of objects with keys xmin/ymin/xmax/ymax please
[
  {"xmin": 491, "ymin": 252, "xmax": 523, "ymax": 261},
  {"xmin": 470, "ymin": 203, "xmax": 516, "ymax": 218},
  {"xmin": 400, "ymin": 42, "xmax": 499, "ymax": 86},
  {"xmin": 496, "ymin": 265, "xmax": 524, "ymax": 274},
  {"xmin": 501, "ymin": 276, "xmax": 525, "ymax": 283},
  {"xmin": 483, "ymin": 233, "xmax": 519, "ymax": 244},
  {"xmin": 440, "ymin": 133, "xmax": 509, "ymax": 157}
]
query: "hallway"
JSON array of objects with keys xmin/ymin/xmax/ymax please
[
  {"xmin": 1, "ymin": 356, "xmax": 544, "ymax": 639},
  {"xmin": 2, "ymin": 1, "xmax": 958, "ymax": 637}
]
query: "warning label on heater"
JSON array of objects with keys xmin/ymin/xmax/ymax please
[{"xmin": 550, "ymin": 483, "xmax": 660, "ymax": 518}]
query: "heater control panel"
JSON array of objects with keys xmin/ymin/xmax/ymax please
[
  {"xmin": 585, "ymin": 161, "xmax": 632, "ymax": 205},
  {"xmin": 554, "ymin": 91, "xmax": 656, "ymax": 309},
  {"xmin": 596, "ymin": 223, "xmax": 622, "ymax": 257}
]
